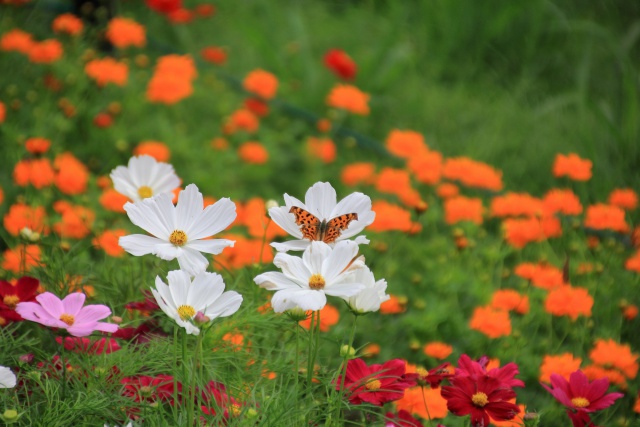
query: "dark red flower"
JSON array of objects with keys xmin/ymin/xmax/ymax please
[
  {"xmin": 145, "ymin": 0, "xmax": 182, "ymax": 14},
  {"xmin": 0, "ymin": 276, "xmax": 39, "ymax": 322},
  {"xmin": 201, "ymin": 46, "xmax": 227, "ymax": 65},
  {"xmin": 200, "ymin": 380, "xmax": 242, "ymax": 422},
  {"xmin": 121, "ymin": 374, "xmax": 180, "ymax": 405},
  {"xmin": 125, "ymin": 291, "xmax": 160, "ymax": 315},
  {"xmin": 337, "ymin": 358, "xmax": 416, "ymax": 406},
  {"xmin": 112, "ymin": 321, "xmax": 164, "ymax": 344},
  {"xmin": 55, "ymin": 337, "xmax": 121, "ymax": 354},
  {"xmin": 385, "ymin": 409, "xmax": 423, "ymax": 426},
  {"xmin": 244, "ymin": 98, "xmax": 270, "ymax": 117},
  {"xmin": 324, "ymin": 49, "xmax": 357, "ymax": 80},
  {"xmin": 441, "ymin": 375, "xmax": 519, "ymax": 427},
  {"xmin": 541, "ymin": 370, "xmax": 623, "ymax": 427},
  {"xmin": 455, "ymin": 354, "xmax": 524, "ymax": 388},
  {"xmin": 420, "ymin": 362, "xmax": 454, "ymax": 388}
]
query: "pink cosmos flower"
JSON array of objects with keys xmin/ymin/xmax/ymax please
[
  {"xmin": 455, "ymin": 354, "xmax": 524, "ymax": 388},
  {"xmin": 15, "ymin": 292, "xmax": 118, "ymax": 337}
]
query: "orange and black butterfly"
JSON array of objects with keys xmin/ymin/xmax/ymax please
[{"xmin": 289, "ymin": 206, "xmax": 358, "ymax": 244}]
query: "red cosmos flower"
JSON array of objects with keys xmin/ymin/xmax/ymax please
[
  {"xmin": 455, "ymin": 354, "xmax": 524, "ymax": 388},
  {"xmin": 55, "ymin": 337, "xmax": 121, "ymax": 354},
  {"xmin": 121, "ymin": 374, "xmax": 180, "ymax": 405},
  {"xmin": 541, "ymin": 370, "xmax": 623, "ymax": 427},
  {"xmin": 111, "ymin": 321, "xmax": 163, "ymax": 344},
  {"xmin": 200, "ymin": 380, "xmax": 242, "ymax": 420},
  {"xmin": 324, "ymin": 49, "xmax": 357, "ymax": 80},
  {"xmin": 441, "ymin": 375, "xmax": 519, "ymax": 427},
  {"xmin": 385, "ymin": 409, "xmax": 423, "ymax": 427},
  {"xmin": 337, "ymin": 358, "xmax": 417, "ymax": 406},
  {"xmin": 146, "ymin": 0, "xmax": 182, "ymax": 14},
  {"xmin": 421, "ymin": 362, "xmax": 454, "ymax": 389},
  {"xmin": 125, "ymin": 291, "xmax": 160, "ymax": 315},
  {"xmin": 0, "ymin": 276, "xmax": 39, "ymax": 322}
]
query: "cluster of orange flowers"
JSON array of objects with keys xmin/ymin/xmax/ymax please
[
  {"xmin": 326, "ymin": 84, "xmax": 370, "ymax": 115},
  {"xmin": 105, "ymin": 17, "xmax": 146, "ymax": 49},
  {"xmin": 583, "ymin": 339, "xmax": 638, "ymax": 387},
  {"xmin": 147, "ymin": 54, "xmax": 198, "ymax": 104},
  {"xmin": 85, "ymin": 57, "xmax": 129, "ymax": 87},
  {"xmin": 1, "ymin": 28, "xmax": 63, "ymax": 63}
]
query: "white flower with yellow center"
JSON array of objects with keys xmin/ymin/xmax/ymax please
[
  {"xmin": 119, "ymin": 184, "xmax": 236, "ymax": 276},
  {"xmin": 342, "ymin": 265, "xmax": 389, "ymax": 314},
  {"xmin": 151, "ymin": 270, "xmax": 242, "ymax": 335},
  {"xmin": 110, "ymin": 155, "xmax": 181, "ymax": 202},
  {"xmin": 0, "ymin": 366, "xmax": 16, "ymax": 388},
  {"xmin": 254, "ymin": 240, "xmax": 366, "ymax": 312}
]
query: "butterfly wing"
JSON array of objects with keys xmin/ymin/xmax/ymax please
[
  {"xmin": 289, "ymin": 206, "xmax": 321, "ymax": 241},
  {"xmin": 323, "ymin": 213, "xmax": 358, "ymax": 243}
]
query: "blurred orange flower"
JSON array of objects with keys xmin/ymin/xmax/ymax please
[
  {"xmin": 423, "ymin": 342, "xmax": 453, "ymax": 359},
  {"xmin": 407, "ymin": 150, "xmax": 443, "ymax": 185},
  {"xmin": 156, "ymin": 54, "xmax": 198, "ymax": 79},
  {"xmin": 2, "ymin": 244, "xmax": 41, "ymax": 273},
  {"xmin": 443, "ymin": 157, "xmax": 503, "ymax": 191},
  {"xmin": 514, "ymin": 262, "xmax": 564, "ymax": 290},
  {"xmin": 582, "ymin": 365, "xmax": 627, "ymax": 387},
  {"xmin": 54, "ymin": 152, "xmax": 89, "ymax": 195},
  {"xmin": 147, "ymin": 73, "xmax": 193, "ymax": 104},
  {"xmin": 503, "ymin": 215, "xmax": 561, "ymax": 249},
  {"xmin": 201, "ymin": 46, "xmax": 227, "ymax": 65},
  {"xmin": 385, "ymin": 130, "xmax": 429, "ymax": 158},
  {"xmin": 99, "ymin": 189, "xmax": 128, "ymax": 213},
  {"xmin": 225, "ymin": 109, "xmax": 259, "ymax": 134},
  {"xmin": 444, "ymin": 196, "xmax": 483, "ymax": 225},
  {"xmin": 238, "ymin": 141, "xmax": 269, "ymax": 164},
  {"xmin": 92, "ymin": 229, "xmax": 126, "ymax": 257},
  {"xmin": 539, "ymin": 353, "xmax": 582, "ymax": 383},
  {"xmin": 326, "ymin": 84, "xmax": 369, "ymax": 115},
  {"xmin": 240, "ymin": 198, "xmax": 287, "ymax": 240},
  {"xmin": 552, "ymin": 153, "xmax": 592, "ymax": 181},
  {"xmin": 215, "ymin": 234, "xmax": 273, "ymax": 270},
  {"xmin": 490, "ymin": 193, "xmax": 543, "ymax": 217},
  {"xmin": 469, "ymin": 306, "xmax": 511, "ymax": 338},
  {"xmin": 13, "ymin": 158, "xmax": 55, "ymax": 189},
  {"xmin": 3, "ymin": 203, "xmax": 48, "ymax": 236},
  {"xmin": 243, "ymin": 69, "xmax": 278, "ymax": 100},
  {"xmin": 395, "ymin": 384, "xmax": 449, "ymax": 419},
  {"xmin": 436, "ymin": 183, "xmax": 459, "ymax": 199},
  {"xmin": 24, "ymin": 137, "xmax": 51, "ymax": 154},
  {"xmin": 85, "ymin": 57, "xmax": 128, "ymax": 86},
  {"xmin": 589, "ymin": 339, "xmax": 638, "ymax": 380},
  {"xmin": 375, "ymin": 167, "xmax": 412, "ymax": 195},
  {"xmin": 28, "ymin": 39, "xmax": 63, "ymax": 63},
  {"xmin": 542, "ymin": 188, "xmax": 582, "ymax": 215},
  {"xmin": 380, "ymin": 294, "xmax": 406, "ymax": 314},
  {"xmin": 53, "ymin": 202, "xmax": 95, "ymax": 239},
  {"xmin": 584, "ymin": 203, "xmax": 628, "ymax": 233},
  {"xmin": 0, "ymin": 101, "xmax": 5, "ymax": 123},
  {"xmin": 544, "ymin": 286, "xmax": 593, "ymax": 320},
  {"xmin": 106, "ymin": 17, "xmax": 146, "ymax": 48},
  {"xmin": 608, "ymin": 188, "xmax": 638, "ymax": 211},
  {"xmin": 134, "ymin": 141, "xmax": 171, "ymax": 162},
  {"xmin": 625, "ymin": 250, "xmax": 640, "ymax": 273},
  {"xmin": 369, "ymin": 201, "xmax": 417, "ymax": 232},
  {"xmin": 0, "ymin": 29, "xmax": 34, "ymax": 53},
  {"xmin": 341, "ymin": 162, "xmax": 375, "ymax": 187},
  {"xmin": 306, "ymin": 137, "xmax": 336, "ymax": 163},
  {"xmin": 490, "ymin": 289, "xmax": 529, "ymax": 314},
  {"xmin": 300, "ymin": 304, "xmax": 339, "ymax": 332},
  {"xmin": 244, "ymin": 97, "xmax": 269, "ymax": 117},
  {"xmin": 52, "ymin": 13, "xmax": 83, "ymax": 36}
]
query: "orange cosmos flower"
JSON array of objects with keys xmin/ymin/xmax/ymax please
[
  {"xmin": 215, "ymin": 234, "xmax": 274, "ymax": 270},
  {"xmin": 380, "ymin": 294, "xmax": 406, "ymax": 314},
  {"xmin": 589, "ymin": 339, "xmax": 638, "ymax": 380},
  {"xmin": 53, "ymin": 202, "xmax": 95, "ymax": 239},
  {"xmin": 92, "ymin": 229, "xmax": 126, "ymax": 257},
  {"xmin": 469, "ymin": 306, "xmax": 511, "ymax": 338},
  {"xmin": 542, "ymin": 188, "xmax": 582, "ymax": 216},
  {"xmin": 625, "ymin": 251, "xmax": 640, "ymax": 273},
  {"xmin": 13, "ymin": 158, "xmax": 55, "ymax": 189},
  {"xmin": 243, "ymin": 69, "xmax": 278, "ymax": 100},
  {"xmin": 490, "ymin": 289, "xmax": 529, "ymax": 314},
  {"xmin": 442, "ymin": 157, "xmax": 503, "ymax": 191},
  {"xmin": 225, "ymin": 109, "xmax": 259, "ymax": 134},
  {"xmin": 306, "ymin": 137, "xmax": 336, "ymax": 163},
  {"xmin": 316, "ymin": 118, "xmax": 332, "ymax": 133},
  {"xmin": 514, "ymin": 262, "xmax": 564, "ymax": 290},
  {"xmin": 54, "ymin": 152, "xmax": 89, "ymax": 195},
  {"xmin": 99, "ymin": 189, "xmax": 128, "ymax": 213},
  {"xmin": 3, "ymin": 203, "xmax": 48, "ymax": 236},
  {"xmin": 398, "ymin": 187, "xmax": 425, "ymax": 209},
  {"xmin": 608, "ymin": 188, "xmax": 638, "ymax": 211},
  {"xmin": 0, "ymin": 29, "xmax": 34, "ymax": 54},
  {"xmin": 24, "ymin": 137, "xmax": 51, "ymax": 154},
  {"xmin": 167, "ymin": 8, "xmax": 194, "ymax": 24},
  {"xmin": 241, "ymin": 198, "xmax": 287, "ymax": 240},
  {"xmin": 156, "ymin": 54, "xmax": 197, "ymax": 79},
  {"xmin": 584, "ymin": 203, "xmax": 628, "ymax": 233},
  {"xmin": 0, "ymin": 101, "xmax": 5, "ymax": 123},
  {"xmin": 201, "ymin": 46, "xmax": 227, "ymax": 65},
  {"xmin": 622, "ymin": 303, "xmax": 638, "ymax": 320},
  {"xmin": 85, "ymin": 57, "xmax": 128, "ymax": 86},
  {"xmin": 395, "ymin": 384, "xmax": 449, "ymax": 420},
  {"xmin": 385, "ymin": 130, "xmax": 429, "ymax": 158},
  {"xmin": 52, "ymin": 13, "xmax": 83, "ymax": 36},
  {"xmin": 369, "ymin": 201, "xmax": 417, "ymax": 232},
  {"xmin": 490, "ymin": 193, "xmax": 543, "ymax": 217},
  {"xmin": 444, "ymin": 196, "xmax": 483, "ymax": 225},
  {"xmin": 341, "ymin": 162, "xmax": 375, "ymax": 186},
  {"xmin": 582, "ymin": 365, "xmax": 627, "ymax": 387},
  {"xmin": 503, "ymin": 216, "xmax": 560, "ymax": 249},
  {"xmin": 362, "ymin": 343, "xmax": 381, "ymax": 358},
  {"xmin": 106, "ymin": 17, "xmax": 146, "ymax": 48},
  {"xmin": 539, "ymin": 353, "xmax": 582, "ymax": 383},
  {"xmin": 0, "ymin": 185, "xmax": 3, "ymax": 205},
  {"xmin": 375, "ymin": 167, "xmax": 412, "ymax": 195},
  {"xmin": 28, "ymin": 39, "xmax": 63, "ymax": 64},
  {"xmin": 490, "ymin": 401, "xmax": 526, "ymax": 427},
  {"xmin": 300, "ymin": 304, "xmax": 339, "ymax": 332},
  {"xmin": 326, "ymin": 84, "xmax": 370, "ymax": 115},
  {"xmin": 244, "ymin": 97, "xmax": 269, "ymax": 117},
  {"xmin": 238, "ymin": 141, "xmax": 269, "ymax": 164},
  {"xmin": 552, "ymin": 153, "xmax": 592, "ymax": 181},
  {"xmin": 436, "ymin": 183, "xmax": 459, "ymax": 199},
  {"xmin": 134, "ymin": 141, "xmax": 171, "ymax": 162},
  {"xmin": 423, "ymin": 342, "xmax": 453, "ymax": 359},
  {"xmin": 2, "ymin": 244, "xmax": 41, "ymax": 273},
  {"xmin": 544, "ymin": 286, "xmax": 593, "ymax": 320},
  {"xmin": 408, "ymin": 150, "xmax": 443, "ymax": 185},
  {"xmin": 146, "ymin": 73, "xmax": 193, "ymax": 104}
]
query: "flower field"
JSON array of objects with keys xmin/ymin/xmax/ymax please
[{"xmin": 0, "ymin": 1, "xmax": 639, "ymax": 426}]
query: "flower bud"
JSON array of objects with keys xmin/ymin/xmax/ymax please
[
  {"xmin": 1, "ymin": 409, "xmax": 19, "ymax": 423},
  {"xmin": 265, "ymin": 199, "xmax": 279, "ymax": 210},
  {"xmin": 340, "ymin": 345, "xmax": 356, "ymax": 359}
]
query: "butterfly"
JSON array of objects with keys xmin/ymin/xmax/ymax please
[{"xmin": 289, "ymin": 206, "xmax": 358, "ymax": 244}]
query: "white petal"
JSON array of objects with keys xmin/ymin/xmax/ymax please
[
  {"xmin": 203, "ymin": 291, "xmax": 242, "ymax": 319},
  {"xmin": 155, "ymin": 243, "xmax": 179, "ymax": 261},
  {"xmin": 187, "ymin": 239, "xmax": 235, "ymax": 255},
  {"xmin": 0, "ymin": 367, "xmax": 16, "ymax": 388},
  {"xmin": 189, "ymin": 272, "xmax": 224, "ymax": 308},
  {"xmin": 271, "ymin": 240, "xmax": 311, "ymax": 252},
  {"xmin": 273, "ymin": 252, "xmax": 311, "ymax": 286},
  {"xmin": 268, "ymin": 206, "xmax": 303, "ymax": 238},
  {"xmin": 119, "ymin": 234, "xmax": 165, "ymax": 256},
  {"xmin": 271, "ymin": 289, "xmax": 326, "ymax": 313},
  {"xmin": 323, "ymin": 281, "xmax": 365, "ymax": 298},
  {"xmin": 330, "ymin": 192, "xmax": 375, "ymax": 239},
  {"xmin": 166, "ymin": 270, "xmax": 191, "ymax": 306},
  {"xmin": 304, "ymin": 241, "xmax": 332, "ymax": 274},
  {"xmin": 187, "ymin": 198, "xmax": 237, "ymax": 240},
  {"xmin": 177, "ymin": 247, "xmax": 210, "ymax": 276},
  {"xmin": 304, "ymin": 182, "xmax": 336, "ymax": 219},
  {"xmin": 175, "ymin": 184, "xmax": 204, "ymax": 234},
  {"xmin": 254, "ymin": 271, "xmax": 302, "ymax": 291},
  {"xmin": 321, "ymin": 240, "xmax": 359, "ymax": 283},
  {"xmin": 123, "ymin": 193, "xmax": 175, "ymax": 240}
]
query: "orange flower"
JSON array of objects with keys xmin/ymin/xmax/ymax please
[
  {"xmin": 542, "ymin": 188, "xmax": 582, "ymax": 216},
  {"xmin": 544, "ymin": 286, "xmax": 593, "ymax": 320},
  {"xmin": 442, "ymin": 157, "xmax": 503, "ymax": 191},
  {"xmin": 99, "ymin": 189, "xmax": 128, "ymax": 213},
  {"xmin": 395, "ymin": 385, "xmax": 449, "ymax": 419},
  {"xmin": 589, "ymin": 338, "xmax": 638, "ymax": 380},
  {"xmin": 167, "ymin": 8, "xmax": 194, "ymax": 24},
  {"xmin": 369, "ymin": 201, "xmax": 417, "ymax": 233},
  {"xmin": 92, "ymin": 229, "xmax": 126, "ymax": 257},
  {"xmin": 195, "ymin": 3, "xmax": 215, "ymax": 17},
  {"xmin": 54, "ymin": 152, "xmax": 89, "ymax": 195},
  {"xmin": 85, "ymin": 57, "xmax": 128, "ymax": 86},
  {"xmin": 133, "ymin": 141, "xmax": 171, "ymax": 162},
  {"xmin": 582, "ymin": 365, "xmax": 627, "ymax": 387},
  {"xmin": 469, "ymin": 306, "xmax": 511, "ymax": 338},
  {"xmin": 608, "ymin": 188, "xmax": 638, "ymax": 211},
  {"xmin": 215, "ymin": 234, "xmax": 274, "ymax": 270},
  {"xmin": 146, "ymin": 73, "xmax": 193, "ymax": 104},
  {"xmin": 385, "ymin": 129, "xmax": 429, "ymax": 158},
  {"xmin": 241, "ymin": 198, "xmax": 287, "ymax": 240},
  {"xmin": 300, "ymin": 304, "xmax": 339, "ymax": 332},
  {"xmin": 156, "ymin": 54, "xmax": 198, "ymax": 80},
  {"xmin": 201, "ymin": 46, "xmax": 227, "ymax": 65},
  {"xmin": 225, "ymin": 109, "xmax": 259, "ymax": 134},
  {"xmin": 210, "ymin": 137, "xmax": 229, "ymax": 151},
  {"xmin": 0, "ymin": 29, "xmax": 34, "ymax": 54},
  {"xmin": 490, "ymin": 401, "xmax": 526, "ymax": 427},
  {"xmin": 221, "ymin": 332, "xmax": 244, "ymax": 351},
  {"xmin": 552, "ymin": 153, "xmax": 592, "ymax": 181},
  {"xmin": 243, "ymin": 69, "xmax": 278, "ymax": 100},
  {"xmin": 436, "ymin": 183, "xmax": 459, "ymax": 199},
  {"xmin": 244, "ymin": 97, "xmax": 269, "ymax": 117},
  {"xmin": 238, "ymin": 141, "xmax": 268, "ymax": 164},
  {"xmin": 341, "ymin": 162, "xmax": 375, "ymax": 187},
  {"xmin": 635, "ymin": 393, "xmax": 640, "ymax": 413},
  {"xmin": 53, "ymin": 202, "xmax": 95, "ymax": 239},
  {"xmin": 28, "ymin": 39, "xmax": 63, "ymax": 64},
  {"xmin": 380, "ymin": 294, "xmax": 406, "ymax": 314},
  {"xmin": 444, "ymin": 196, "xmax": 483, "ymax": 225},
  {"xmin": 625, "ymin": 250, "xmax": 640, "ymax": 273},
  {"xmin": 503, "ymin": 216, "xmax": 560, "ymax": 249},
  {"xmin": 13, "ymin": 158, "xmax": 55, "ymax": 189},
  {"xmin": 326, "ymin": 84, "xmax": 370, "ymax": 115},
  {"xmin": 1, "ymin": 244, "xmax": 41, "ymax": 273},
  {"xmin": 52, "ymin": 13, "xmax": 83, "ymax": 36},
  {"xmin": 375, "ymin": 167, "xmax": 412, "ymax": 195},
  {"xmin": 24, "ymin": 137, "xmax": 51, "ymax": 154},
  {"xmin": 0, "ymin": 101, "xmax": 5, "ymax": 123},
  {"xmin": 362, "ymin": 343, "xmax": 380, "ymax": 357},
  {"xmin": 316, "ymin": 118, "xmax": 332, "ymax": 133},
  {"xmin": 106, "ymin": 17, "xmax": 146, "ymax": 48},
  {"xmin": 539, "ymin": 353, "xmax": 582, "ymax": 383},
  {"xmin": 306, "ymin": 137, "xmax": 336, "ymax": 163},
  {"xmin": 423, "ymin": 342, "xmax": 453, "ymax": 359},
  {"xmin": 490, "ymin": 289, "xmax": 529, "ymax": 314},
  {"xmin": 514, "ymin": 262, "xmax": 564, "ymax": 290},
  {"xmin": 398, "ymin": 187, "xmax": 424, "ymax": 209},
  {"xmin": 584, "ymin": 203, "xmax": 628, "ymax": 233},
  {"xmin": 3, "ymin": 203, "xmax": 48, "ymax": 236},
  {"xmin": 408, "ymin": 150, "xmax": 443, "ymax": 185},
  {"xmin": 490, "ymin": 193, "xmax": 543, "ymax": 217},
  {"xmin": 622, "ymin": 304, "xmax": 638, "ymax": 320},
  {"xmin": 0, "ymin": 185, "xmax": 3, "ymax": 205}
]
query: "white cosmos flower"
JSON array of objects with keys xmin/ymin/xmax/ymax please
[
  {"xmin": 0, "ymin": 366, "xmax": 16, "ymax": 388},
  {"xmin": 254, "ymin": 240, "xmax": 366, "ymax": 312},
  {"xmin": 269, "ymin": 181, "xmax": 375, "ymax": 252},
  {"xmin": 119, "ymin": 184, "xmax": 236, "ymax": 276},
  {"xmin": 342, "ymin": 265, "xmax": 389, "ymax": 314},
  {"xmin": 151, "ymin": 270, "xmax": 242, "ymax": 335},
  {"xmin": 110, "ymin": 155, "xmax": 181, "ymax": 202}
]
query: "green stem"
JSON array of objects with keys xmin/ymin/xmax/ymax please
[
  {"xmin": 420, "ymin": 386, "xmax": 433, "ymax": 426},
  {"xmin": 295, "ymin": 321, "xmax": 300, "ymax": 393},
  {"xmin": 60, "ymin": 335, "xmax": 67, "ymax": 401},
  {"xmin": 182, "ymin": 329, "xmax": 193, "ymax": 427},
  {"xmin": 334, "ymin": 315, "xmax": 358, "ymax": 426},
  {"xmin": 306, "ymin": 311, "xmax": 316, "ymax": 386}
]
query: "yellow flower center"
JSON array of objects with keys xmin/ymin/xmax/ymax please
[
  {"xmin": 169, "ymin": 230, "xmax": 188, "ymax": 246},
  {"xmin": 365, "ymin": 379, "xmax": 381, "ymax": 391},
  {"xmin": 230, "ymin": 403, "xmax": 242, "ymax": 416},
  {"xmin": 177, "ymin": 305, "xmax": 196, "ymax": 321},
  {"xmin": 472, "ymin": 392, "xmax": 489, "ymax": 407},
  {"xmin": 571, "ymin": 397, "xmax": 590, "ymax": 408},
  {"xmin": 3, "ymin": 294, "xmax": 19, "ymax": 309},
  {"xmin": 416, "ymin": 367, "xmax": 428, "ymax": 378},
  {"xmin": 139, "ymin": 386, "xmax": 153, "ymax": 397},
  {"xmin": 59, "ymin": 314, "xmax": 75, "ymax": 326},
  {"xmin": 308, "ymin": 274, "xmax": 326, "ymax": 290},
  {"xmin": 137, "ymin": 186, "xmax": 153, "ymax": 199}
]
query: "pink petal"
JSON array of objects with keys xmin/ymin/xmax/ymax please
[
  {"xmin": 94, "ymin": 322, "xmax": 119, "ymax": 334},
  {"xmin": 66, "ymin": 323, "xmax": 98, "ymax": 337},
  {"xmin": 74, "ymin": 304, "xmax": 112, "ymax": 324},
  {"xmin": 16, "ymin": 301, "xmax": 59, "ymax": 327},
  {"xmin": 61, "ymin": 293, "xmax": 87, "ymax": 315},
  {"xmin": 35, "ymin": 292, "xmax": 64, "ymax": 318}
]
